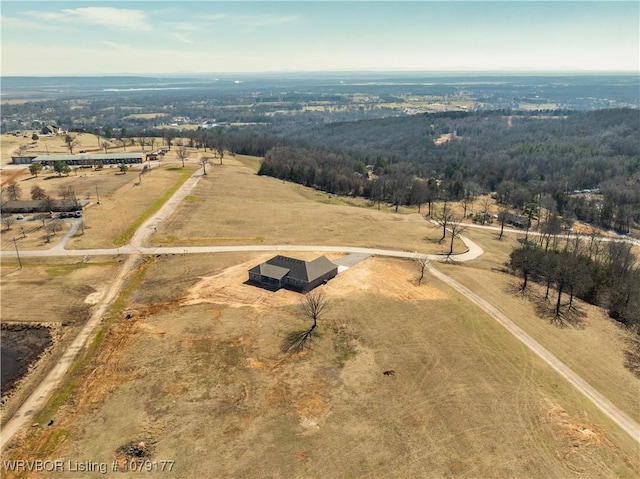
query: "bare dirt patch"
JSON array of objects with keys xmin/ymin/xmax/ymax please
[
  {"xmin": 0, "ymin": 258, "xmax": 119, "ymax": 425},
  {"xmin": 6, "ymin": 255, "xmax": 638, "ymax": 478}
]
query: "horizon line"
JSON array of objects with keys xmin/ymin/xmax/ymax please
[{"xmin": 2, "ymin": 69, "xmax": 639, "ymax": 78}]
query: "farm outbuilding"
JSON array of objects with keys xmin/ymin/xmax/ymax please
[
  {"xmin": 30, "ymin": 152, "xmax": 146, "ymax": 166},
  {"xmin": 248, "ymin": 255, "xmax": 338, "ymax": 292}
]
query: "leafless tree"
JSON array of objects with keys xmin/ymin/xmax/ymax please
[
  {"xmin": 34, "ymin": 213, "xmax": 49, "ymax": 227},
  {"xmin": 177, "ymin": 144, "xmax": 189, "ymax": 168},
  {"xmin": 281, "ymin": 291, "xmax": 330, "ymax": 353},
  {"xmin": 31, "ymin": 185, "xmax": 47, "ymax": 200},
  {"xmin": 497, "ymin": 207, "xmax": 508, "ymax": 240},
  {"xmin": 433, "ymin": 198, "xmax": 453, "ymax": 243},
  {"xmin": 101, "ymin": 141, "xmax": 110, "ymax": 154},
  {"xmin": 5, "ymin": 180, "xmax": 22, "ymax": 201},
  {"xmin": 587, "ymin": 227, "xmax": 603, "ymax": 262},
  {"xmin": 46, "ymin": 219, "xmax": 62, "ymax": 236},
  {"xmin": 480, "ymin": 198, "xmax": 491, "ymax": 225},
  {"xmin": 199, "ymin": 156, "xmax": 212, "ymax": 175},
  {"xmin": 64, "ymin": 134, "xmax": 78, "ymax": 154},
  {"xmin": 414, "ymin": 253, "xmax": 429, "ymax": 285},
  {"xmin": 2, "ymin": 214, "xmax": 16, "ymax": 231},
  {"xmin": 446, "ymin": 218, "xmax": 467, "ymax": 258},
  {"xmin": 137, "ymin": 137, "xmax": 146, "ymax": 151},
  {"xmin": 215, "ymin": 130, "xmax": 225, "ymax": 165}
]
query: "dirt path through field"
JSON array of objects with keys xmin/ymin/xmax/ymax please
[
  {"xmin": 0, "ymin": 253, "xmax": 139, "ymax": 451},
  {"xmin": 427, "ymin": 263, "xmax": 640, "ymax": 444}
]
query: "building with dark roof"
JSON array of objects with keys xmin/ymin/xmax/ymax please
[
  {"xmin": 30, "ymin": 152, "xmax": 146, "ymax": 166},
  {"xmin": 248, "ymin": 255, "xmax": 338, "ymax": 292}
]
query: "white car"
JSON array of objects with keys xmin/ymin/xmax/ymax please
[{"xmin": 16, "ymin": 214, "xmax": 24, "ymax": 220}]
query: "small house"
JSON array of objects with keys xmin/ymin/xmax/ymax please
[{"xmin": 248, "ymin": 255, "xmax": 338, "ymax": 292}]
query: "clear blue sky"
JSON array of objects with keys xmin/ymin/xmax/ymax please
[{"xmin": 1, "ymin": 1, "xmax": 638, "ymax": 75}]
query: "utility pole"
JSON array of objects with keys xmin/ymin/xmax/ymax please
[
  {"xmin": 13, "ymin": 237, "xmax": 22, "ymax": 269},
  {"xmin": 95, "ymin": 185, "xmax": 100, "ymax": 204}
]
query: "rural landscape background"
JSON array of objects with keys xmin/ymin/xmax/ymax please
[{"xmin": 1, "ymin": 1, "xmax": 640, "ymax": 478}]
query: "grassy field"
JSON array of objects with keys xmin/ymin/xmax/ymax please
[
  {"xmin": 151, "ymin": 155, "xmax": 464, "ymax": 254},
  {"xmin": 0, "ymin": 161, "xmax": 199, "ymax": 250},
  {"xmin": 1, "ymin": 133, "xmax": 166, "ymax": 161},
  {"xmin": 4, "ymin": 254, "xmax": 638, "ymax": 478},
  {"xmin": 0, "ymin": 257, "xmax": 120, "ymax": 426},
  {"xmin": 437, "ymin": 263, "xmax": 640, "ymax": 426}
]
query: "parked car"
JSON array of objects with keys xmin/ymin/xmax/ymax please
[
  {"xmin": 58, "ymin": 212, "xmax": 68, "ymax": 218},
  {"xmin": 16, "ymin": 214, "xmax": 24, "ymax": 220},
  {"xmin": 74, "ymin": 211, "xmax": 82, "ymax": 218}
]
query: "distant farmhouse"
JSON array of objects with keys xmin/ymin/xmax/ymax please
[
  {"xmin": 11, "ymin": 152, "xmax": 148, "ymax": 166},
  {"xmin": 248, "ymin": 255, "xmax": 338, "ymax": 292},
  {"xmin": 40, "ymin": 125, "xmax": 63, "ymax": 135}
]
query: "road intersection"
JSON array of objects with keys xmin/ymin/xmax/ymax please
[{"xmin": 1, "ymin": 169, "xmax": 638, "ymax": 451}]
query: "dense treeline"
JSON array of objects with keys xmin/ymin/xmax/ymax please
[
  {"xmin": 510, "ymin": 238, "xmax": 640, "ymax": 375},
  {"xmin": 250, "ymin": 109, "xmax": 640, "ymax": 233}
]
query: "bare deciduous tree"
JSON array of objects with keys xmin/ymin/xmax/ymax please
[
  {"xmin": 281, "ymin": 291, "xmax": 330, "ymax": 353},
  {"xmin": 31, "ymin": 185, "xmax": 47, "ymax": 200},
  {"xmin": 446, "ymin": 218, "xmax": 467, "ymax": 258},
  {"xmin": 177, "ymin": 144, "xmax": 189, "ymax": 168},
  {"xmin": 101, "ymin": 141, "xmax": 110, "ymax": 154},
  {"xmin": 2, "ymin": 214, "xmax": 16, "ymax": 231},
  {"xmin": 6, "ymin": 180, "xmax": 22, "ymax": 201},
  {"xmin": 64, "ymin": 134, "xmax": 78, "ymax": 154},
  {"xmin": 414, "ymin": 253, "xmax": 429, "ymax": 285},
  {"xmin": 46, "ymin": 219, "xmax": 62, "ymax": 236},
  {"xmin": 433, "ymin": 198, "xmax": 453, "ymax": 243},
  {"xmin": 199, "ymin": 156, "xmax": 212, "ymax": 175}
]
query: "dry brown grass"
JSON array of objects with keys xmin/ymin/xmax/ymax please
[
  {"xmin": 437, "ymin": 263, "xmax": 640, "ymax": 427},
  {"xmin": 0, "ymin": 160, "xmax": 197, "ymax": 250},
  {"xmin": 7, "ymin": 254, "xmax": 638, "ymax": 478},
  {"xmin": 0, "ymin": 258, "xmax": 120, "ymax": 425},
  {"xmin": 152, "ymin": 155, "xmax": 463, "ymax": 254}
]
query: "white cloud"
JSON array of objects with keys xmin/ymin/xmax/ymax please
[
  {"xmin": 171, "ymin": 33, "xmax": 193, "ymax": 44},
  {"xmin": 100, "ymin": 41, "xmax": 132, "ymax": 50},
  {"xmin": 22, "ymin": 7, "xmax": 152, "ymax": 31},
  {"xmin": 236, "ymin": 14, "xmax": 300, "ymax": 28},
  {"xmin": 200, "ymin": 12, "xmax": 300, "ymax": 28}
]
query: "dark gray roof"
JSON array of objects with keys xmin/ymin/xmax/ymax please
[
  {"xmin": 249, "ymin": 262, "xmax": 290, "ymax": 280},
  {"xmin": 265, "ymin": 255, "xmax": 337, "ymax": 282}
]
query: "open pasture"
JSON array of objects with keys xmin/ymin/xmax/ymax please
[{"xmin": 5, "ymin": 254, "xmax": 638, "ymax": 478}]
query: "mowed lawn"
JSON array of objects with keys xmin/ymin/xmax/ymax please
[
  {"xmin": 12, "ymin": 255, "xmax": 638, "ymax": 479},
  {"xmin": 151, "ymin": 156, "xmax": 463, "ymax": 254}
]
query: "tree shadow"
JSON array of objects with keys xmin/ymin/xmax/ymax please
[
  {"xmin": 623, "ymin": 329, "xmax": 640, "ymax": 378},
  {"xmin": 506, "ymin": 281, "xmax": 529, "ymax": 297},
  {"xmin": 532, "ymin": 295, "xmax": 585, "ymax": 329},
  {"xmin": 280, "ymin": 328, "xmax": 316, "ymax": 354}
]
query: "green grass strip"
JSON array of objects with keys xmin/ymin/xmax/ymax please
[
  {"xmin": 34, "ymin": 258, "xmax": 153, "ymax": 425},
  {"xmin": 113, "ymin": 167, "xmax": 195, "ymax": 246}
]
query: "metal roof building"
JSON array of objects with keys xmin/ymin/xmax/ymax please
[{"xmin": 30, "ymin": 152, "xmax": 146, "ymax": 166}]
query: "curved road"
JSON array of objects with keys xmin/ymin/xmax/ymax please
[{"xmin": 1, "ymin": 169, "xmax": 638, "ymax": 450}]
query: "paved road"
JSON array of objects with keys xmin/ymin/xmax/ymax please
[
  {"xmin": 0, "ymin": 240, "xmax": 483, "ymax": 261},
  {"xmin": 460, "ymin": 220, "xmax": 640, "ymax": 247},
  {"xmin": 2, "ymin": 166, "xmax": 638, "ymax": 450},
  {"xmin": 427, "ymin": 263, "xmax": 640, "ymax": 444}
]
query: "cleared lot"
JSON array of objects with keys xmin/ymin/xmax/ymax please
[
  {"xmin": 4, "ymin": 254, "xmax": 638, "ymax": 478},
  {"xmin": 152, "ymin": 156, "xmax": 463, "ymax": 254}
]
